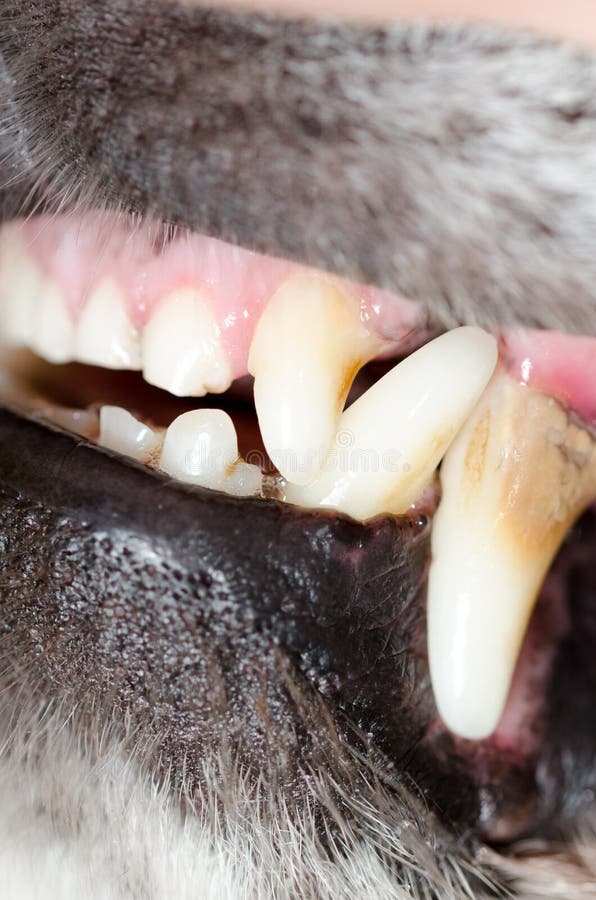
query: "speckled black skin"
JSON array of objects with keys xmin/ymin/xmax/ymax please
[{"xmin": 0, "ymin": 408, "xmax": 459, "ymax": 823}]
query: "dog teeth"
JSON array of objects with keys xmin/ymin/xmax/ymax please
[
  {"xmin": 248, "ymin": 273, "xmax": 382, "ymax": 486},
  {"xmin": 142, "ymin": 288, "xmax": 232, "ymax": 397},
  {"xmin": 75, "ymin": 279, "xmax": 141, "ymax": 370},
  {"xmin": 29, "ymin": 282, "xmax": 75, "ymax": 364},
  {"xmin": 160, "ymin": 408, "xmax": 238, "ymax": 485},
  {"xmin": 0, "ymin": 226, "xmax": 75, "ymax": 363},
  {"xmin": 223, "ymin": 461, "xmax": 264, "ymax": 497},
  {"xmin": 0, "ymin": 228, "xmax": 42, "ymax": 346},
  {"xmin": 98, "ymin": 406, "xmax": 263, "ymax": 496},
  {"xmin": 99, "ymin": 406, "xmax": 163, "ymax": 463},
  {"xmin": 159, "ymin": 408, "xmax": 262, "ymax": 495},
  {"xmin": 428, "ymin": 374, "xmax": 596, "ymax": 741},
  {"xmin": 284, "ymin": 327, "xmax": 498, "ymax": 519}
]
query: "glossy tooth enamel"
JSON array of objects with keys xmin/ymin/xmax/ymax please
[
  {"xmin": 284, "ymin": 326, "xmax": 498, "ymax": 520},
  {"xmin": 159, "ymin": 408, "xmax": 262, "ymax": 495},
  {"xmin": 75, "ymin": 279, "xmax": 141, "ymax": 370},
  {"xmin": 248, "ymin": 272, "xmax": 382, "ymax": 486},
  {"xmin": 142, "ymin": 288, "xmax": 232, "ymax": 397},
  {"xmin": 428, "ymin": 373, "xmax": 596, "ymax": 741},
  {"xmin": 99, "ymin": 406, "xmax": 163, "ymax": 464}
]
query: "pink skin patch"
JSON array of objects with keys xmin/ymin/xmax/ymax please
[{"xmin": 18, "ymin": 213, "xmax": 423, "ymax": 381}]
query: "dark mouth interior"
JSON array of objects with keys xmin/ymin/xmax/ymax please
[{"xmin": 3, "ymin": 351, "xmax": 404, "ymax": 468}]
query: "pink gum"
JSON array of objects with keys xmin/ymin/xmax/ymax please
[
  {"xmin": 19, "ymin": 213, "xmax": 422, "ymax": 381},
  {"xmin": 15, "ymin": 214, "xmax": 596, "ymax": 425},
  {"xmin": 502, "ymin": 329, "xmax": 596, "ymax": 429}
]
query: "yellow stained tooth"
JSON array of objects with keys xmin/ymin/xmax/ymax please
[
  {"xmin": 428, "ymin": 373, "xmax": 596, "ymax": 741},
  {"xmin": 248, "ymin": 272, "xmax": 382, "ymax": 486},
  {"xmin": 284, "ymin": 326, "xmax": 498, "ymax": 519}
]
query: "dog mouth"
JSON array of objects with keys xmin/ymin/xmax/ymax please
[
  {"xmin": 3, "ymin": 1, "xmax": 596, "ymax": 880},
  {"xmin": 1, "ymin": 207, "xmax": 595, "ymax": 850}
]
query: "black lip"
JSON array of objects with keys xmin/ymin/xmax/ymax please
[
  {"xmin": 1, "ymin": 404, "xmax": 595, "ymax": 846},
  {"xmin": 0, "ymin": 406, "xmax": 472, "ymax": 822}
]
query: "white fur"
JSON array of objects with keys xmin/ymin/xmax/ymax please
[{"xmin": 0, "ymin": 704, "xmax": 595, "ymax": 899}]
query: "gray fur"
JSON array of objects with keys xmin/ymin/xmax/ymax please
[
  {"xmin": 1, "ymin": 2, "xmax": 596, "ymax": 333},
  {"xmin": 0, "ymin": 696, "xmax": 595, "ymax": 899}
]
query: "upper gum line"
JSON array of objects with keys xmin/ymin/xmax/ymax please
[{"xmin": 0, "ymin": 214, "xmax": 422, "ymax": 387}]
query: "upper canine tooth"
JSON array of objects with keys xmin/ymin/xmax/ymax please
[
  {"xmin": 99, "ymin": 406, "xmax": 163, "ymax": 463},
  {"xmin": 142, "ymin": 288, "xmax": 232, "ymax": 397},
  {"xmin": 75, "ymin": 279, "xmax": 141, "ymax": 370},
  {"xmin": 284, "ymin": 326, "xmax": 498, "ymax": 519},
  {"xmin": 159, "ymin": 408, "xmax": 262, "ymax": 496},
  {"xmin": 428, "ymin": 374, "xmax": 596, "ymax": 741},
  {"xmin": 248, "ymin": 273, "xmax": 382, "ymax": 486}
]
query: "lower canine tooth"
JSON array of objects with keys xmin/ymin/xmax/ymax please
[
  {"xmin": 428, "ymin": 374, "xmax": 596, "ymax": 740},
  {"xmin": 99, "ymin": 406, "xmax": 163, "ymax": 463},
  {"xmin": 284, "ymin": 327, "xmax": 498, "ymax": 519},
  {"xmin": 248, "ymin": 273, "xmax": 382, "ymax": 486},
  {"xmin": 75, "ymin": 279, "xmax": 141, "ymax": 369},
  {"xmin": 142, "ymin": 288, "xmax": 231, "ymax": 397},
  {"xmin": 159, "ymin": 408, "xmax": 261, "ymax": 495}
]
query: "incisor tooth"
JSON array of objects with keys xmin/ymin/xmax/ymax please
[
  {"xmin": 284, "ymin": 327, "xmax": 498, "ymax": 519},
  {"xmin": 75, "ymin": 279, "xmax": 141, "ymax": 369},
  {"xmin": 29, "ymin": 282, "xmax": 75, "ymax": 364},
  {"xmin": 159, "ymin": 408, "xmax": 262, "ymax": 496},
  {"xmin": 142, "ymin": 288, "xmax": 232, "ymax": 397},
  {"xmin": 99, "ymin": 406, "xmax": 163, "ymax": 463},
  {"xmin": 248, "ymin": 273, "xmax": 382, "ymax": 485},
  {"xmin": 223, "ymin": 461, "xmax": 264, "ymax": 497},
  {"xmin": 428, "ymin": 374, "xmax": 596, "ymax": 740},
  {"xmin": 0, "ymin": 227, "xmax": 43, "ymax": 346}
]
